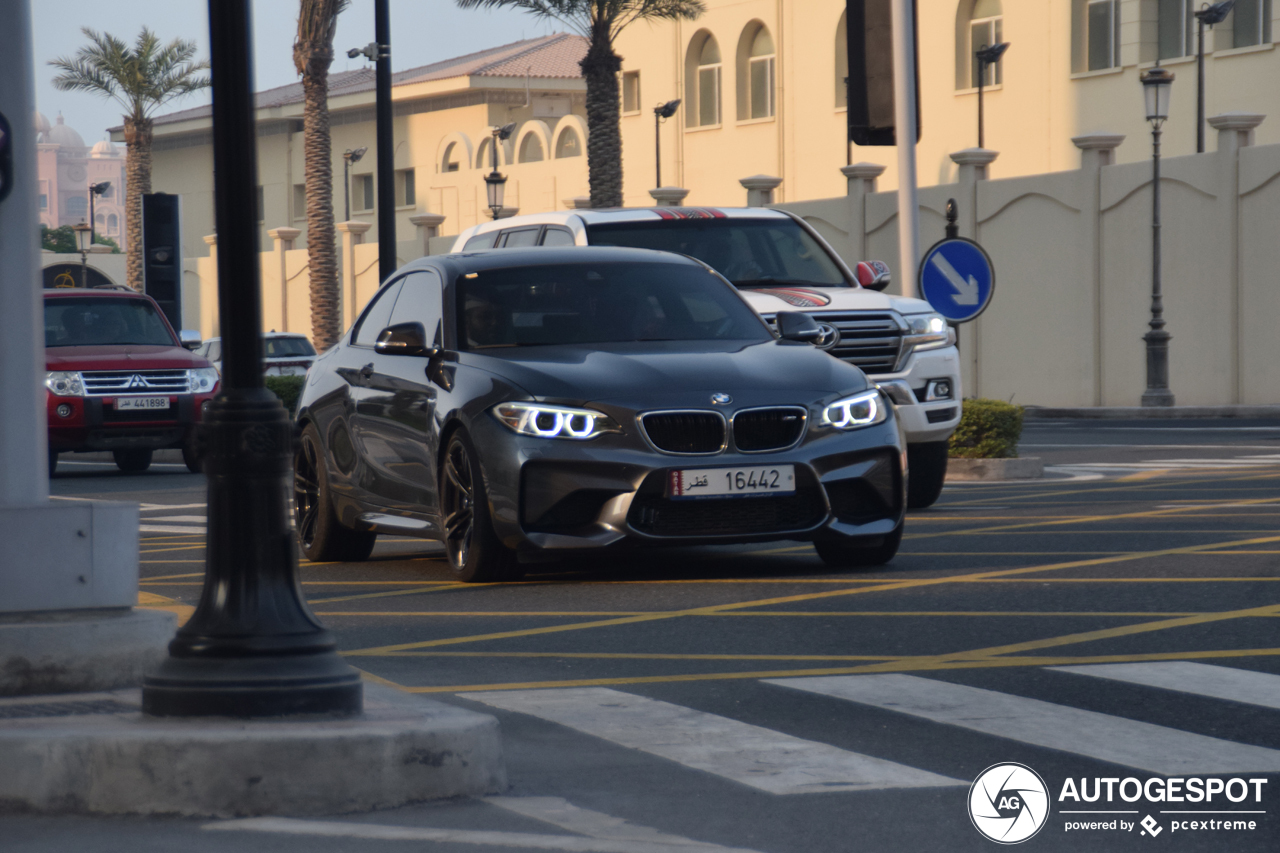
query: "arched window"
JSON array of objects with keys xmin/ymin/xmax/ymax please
[
  {"xmin": 555, "ymin": 127, "xmax": 582, "ymax": 158},
  {"xmin": 95, "ymin": 213, "xmax": 105, "ymax": 225},
  {"xmin": 476, "ymin": 137, "xmax": 495, "ymax": 170},
  {"xmin": 835, "ymin": 10, "xmax": 848, "ymax": 108},
  {"xmin": 957, "ymin": 0, "xmax": 1004, "ymax": 89},
  {"xmin": 107, "ymin": 213, "xmax": 118, "ymax": 233},
  {"xmin": 441, "ymin": 142, "xmax": 460, "ymax": 173},
  {"xmin": 736, "ymin": 23, "xmax": 775, "ymax": 120},
  {"xmin": 518, "ymin": 132, "xmax": 544, "ymax": 163},
  {"xmin": 684, "ymin": 32, "xmax": 722, "ymax": 128}
]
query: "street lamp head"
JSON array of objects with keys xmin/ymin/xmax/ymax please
[
  {"xmin": 1140, "ymin": 66, "xmax": 1175, "ymax": 125},
  {"xmin": 72, "ymin": 221, "xmax": 92, "ymax": 253},
  {"xmin": 484, "ymin": 170, "xmax": 507, "ymax": 218},
  {"xmin": 90, "ymin": 180, "xmax": 111, "ymax": 195},
  {"xmin": 347, "ymin": 42, "xmax": 377, "ymax": 61},
  {"xmin": 495, "ymin": 123, "xmax": 517, "ymax": 142},
  {"xmin": 975, "ymin": 42, "xmax": 1011, "ymax": 64},
  {"xmin": 1195, "ymin": 0, "xmax": 1235, "ymax": 25},
  {"xmin": 345, "ymin": 146, "xmax": 368, "ymax": 164},
  {"xmin": 655, "ymin": 99, "xmax": 681, "ymax": 119}
]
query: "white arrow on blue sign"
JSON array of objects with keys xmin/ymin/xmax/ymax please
[{"xmin": 917, "ymin": 237, "xmax": 995, "ymax": 323}]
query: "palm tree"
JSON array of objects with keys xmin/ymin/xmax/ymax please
[
  {"xmin": 50, "ymin": 29, "xmax": 209, "ymax": 293},
  {"xmin": 456, "ymin": 0, "xmax": 705, "ymax": 208},
  {"xmin": 294, "ymin": 0, "xmax": 349, "ymax": 353}
]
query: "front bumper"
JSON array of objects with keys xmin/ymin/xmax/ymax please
[
  {"xmin": 470, "ymin": 409, "xmax": 905, "ymax": 555},
  {"xmin": 869, "ymin": 346, "xmax": 962, "ymax": 444},
  {"xmin": 47, "ymin": 393, "xmax": 216, "ymax": 452}
]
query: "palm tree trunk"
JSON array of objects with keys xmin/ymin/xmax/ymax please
[
  {"xmin": 581, "ymin": 37, "xmax": 623, "ymax": 208},
  {"xmin": 300, "ymin": 59, "xmax": 341, "ymax": 352},
  {"xmin": 122, "ymin": 116, "xmax": 153, "ymax": 292}
]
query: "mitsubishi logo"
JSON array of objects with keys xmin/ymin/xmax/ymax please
[{"xmin": 128, "ymin": 374, "xmax": 148, "ymax": 389}]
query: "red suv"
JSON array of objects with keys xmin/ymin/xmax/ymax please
[{"xmin": 44, "ymin": 288, "xmax": 219, "ymax": 475}]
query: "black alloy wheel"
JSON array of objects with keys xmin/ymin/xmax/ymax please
[
  {"xmin": 906, "ymin": 441, "xmax": 949, "ymax": 508},
  {"xmin": 814, "ymin": 522, "xmax": 903, "ymax": 568},
  {"xmin": 182, "ymin": 433, "xmax": 204, "ymax": 474},
  {"xmin": 113, "ymin": 449, "xmax": 153, "ymax": 473},
  {"xmin": 440, "ymin": 431, "xmax": 520, "ymax": 583},
  {"xmin": 295, "ymin": 423, "xmax": 376, "ymax": 562}
]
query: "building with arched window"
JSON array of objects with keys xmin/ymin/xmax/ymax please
[{"xmin": 36, "ymin": 113, "xmax": 127, "ymax": 247}]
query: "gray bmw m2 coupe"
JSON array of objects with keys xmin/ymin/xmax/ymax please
[{"xmin": 294, "ymin": 247, "xmax": 906, "ymax": 581}]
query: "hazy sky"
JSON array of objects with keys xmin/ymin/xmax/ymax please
[{"xmin": 32, "ymin": 0, "xmax": 559, "ymax": 143}]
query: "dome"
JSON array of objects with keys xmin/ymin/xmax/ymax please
[
  {"xmin": 34, "ymin": 111, "xmax": 50, "ymax": 135},
  {"xmin": 90, "ymin": 139, "xmax": 118, "ymax": 158},
  {"xmin": 44, "ymin": 113, "xmax": 85, "ymax": 149}
]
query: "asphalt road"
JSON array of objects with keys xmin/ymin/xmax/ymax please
[{"xmin": 9, "ymin": 419, "xmax": 1280, "ymax": 852}]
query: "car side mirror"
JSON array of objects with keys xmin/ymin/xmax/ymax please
[
  {"xmin": 179, "ymin": 330, "xmax": 202, "ymax": 350},
  {"xmin": 855, "ymin": 260, "xmax": 891, "ymax": 292},
  {"xmin": 776, "ymin": 311, "xmax": 823, "ymax": 344},
  {"xmin": 375, "ymin": 321, "xmax": 439, "ymax": 358}
]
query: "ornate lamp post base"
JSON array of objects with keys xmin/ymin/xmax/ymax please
[{"xmin": 1141, "ymin": 329, "xmax": 1175, "ymax": 407}]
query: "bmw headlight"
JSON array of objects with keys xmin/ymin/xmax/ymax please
[
  {"xmin": 821, "ymin": 389, "xmax": 888, "ymax": 431},
  {"xmin": 903, "ymin": 312, "xmax": 955, "ymax": 352},
  {"xmin": 493, "ymin": 402, "xmax": 621, "ymax": 440},
  {"xmin": 45, "ymin": 371, "xmax": 84, "ymax": 397},
  {"xmin": 188, "ymin": 367, "xmax": 220, "ymax": 394}
]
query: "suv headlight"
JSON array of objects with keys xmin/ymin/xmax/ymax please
[
  {"xmin": 903, "ymin": 312, "xmax": 955, "ymax": 353},
  {"xmin": 493, "ymin": 402, "xmax": 621, "ymax": 440},
  {"xmin": 45, "ymin": 371, "xmax": 84, "ymax": 397},
  {"xmin": 821, "ymin": 389, "xmax": 888, "ymax": 431},
  {"xmin": 188, "ymin": 367, "xmax": 220, "ymax": 394}
]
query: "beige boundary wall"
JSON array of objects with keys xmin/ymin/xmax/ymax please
[
  {"xmin": 775, "ymin": 113, "xmax": 1279, "ymax": 409},
  {"xmin": 181, "ymin": 114, "xmax": 1279, "ymax": 409}
]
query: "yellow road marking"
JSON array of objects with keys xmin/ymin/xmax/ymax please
[
  {"xmin": 139, "ymin": 544, "xmax": 207, "ymax": 555},
  {"xmin": 1117, "ymin": 469, "xmax": 1172, "ymax": 481},
  {"xmin": 307, "ymin": 582, "xmax": 473, "ymax": 604},
  {"xmin": 136, "ymin": 590, "xmax": 195, "ymax": 626},
  {"xmin": 315, "ymin": 610, "xmax": 1241, "ymax": 619},
  {"xmin": 140, "ymin": 572, "xmax": 203, "ymax": 581},
  {"xmin": 350, "ymin": 667, "xmax": 407, "ymax": 690},
  {"xmin": 971, "ymin": 577, "xmax": 1280, "ymax": 583}
]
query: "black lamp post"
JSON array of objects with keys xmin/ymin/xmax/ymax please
[
  {"xmin": 73, "ymin": 221, "xmax": 91, "ymax": 288},
  {"xmin": 653, "ymin": 99, "xmax": 680, "ymax": 188},
  {"xmin": 347, "ymin": 0, "xmax": 393, "ymax": 281},
  {"xmin": 485, "ymin": 123, "xmax": 515, "ymax": 219},
  {"xmin": 1194, "ymin": 0, "xmax": 1234, "ymax": 153},
  {"xmin": 1140, "ymin": 65, "xmax": 1176, "ymax": 408},
  {"xmin": 975, "ymin": 42, "xmax": 1010, "ymax": 149},
  {"xmin": 142, "ymin": 0, "xmax": 363, "ymax": 717},
  {"xmin": 342, "ymin": 146, "xmax": 367, "ymax": 221},
  {"xmin": 88, "ymin": 181, "xmax": 110, "ymax": 244}
]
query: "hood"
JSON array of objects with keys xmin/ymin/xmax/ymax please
[
  {"xmin": 465, "ymin": 339, "xmax": 870, "ymax": 407},
  {"xmin": 737, "ymin": 287, "xmax": 937, "ymax": 316},
  {"xmin": 46, "ymin": 345, "xmax": 210, "ymax": 372}
]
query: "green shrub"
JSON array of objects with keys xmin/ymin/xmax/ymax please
[
  {"xmin": 264, "ymin": 375, "xmax": 307, "ymax": 416},
  {"xmin": 949, "ymin": 398, "xmax": 1024, "ymax": 458}
]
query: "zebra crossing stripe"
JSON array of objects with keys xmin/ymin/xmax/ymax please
[
  {"xmin": 459, "ymin": 687, "xmax": 965, "ymax": 794},
  {"xmin": 1051, "ymin": 662, "xmax": 1280, "ymax": 711},
  {"xmin": 764, "ymin": 674, "xmax": 1280, "ymax": 775}
]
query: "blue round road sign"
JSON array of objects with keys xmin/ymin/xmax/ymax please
[{"xmin": 918, "ymin": 237, "xmax": 995, "ymax": 323}]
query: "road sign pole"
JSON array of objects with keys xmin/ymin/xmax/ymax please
[{"xmin": 891, "ymin": 0, "xmax": 920, "ymax": 298}]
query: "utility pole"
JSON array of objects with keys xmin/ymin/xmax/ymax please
[
  {"xmin": 890, "ymin": 0, "xmax": 919, "ymax": 298},
  {"xmin": 375, "ymin": 0, "xmax": 394, "ymax": 282}
]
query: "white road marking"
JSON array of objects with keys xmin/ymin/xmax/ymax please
[
  {"xmin": 459, "ymin": 687, "xmax": 964, "ymax": 794},
  {"xmin": 765, "ymin": 674, "xmax": 1280, "ymax": 775},
  {"xmin": 140, "ymin": 503, "xmax": 207, "ymax": 512},
  {"xmin": 139, "ymin": 524, "xmax": 206, "ymax": 534},
  {"xmin": 1051, "ymin": 662, "xmax": 1280, "ymax": 711},
  {"xmin": 55, "ymin": 460, "xmax": 189, "ymax": 468},
  {"xmin": 205, "ymin": 816, "xmax": 762, "ymax": 852},
  {"xmin": 141, "ymin": 515, "xmax": 207, "ymax": 523},
  {"xmin": 487, "ymin": 797, "xmax": 745, "ymax": 850}
]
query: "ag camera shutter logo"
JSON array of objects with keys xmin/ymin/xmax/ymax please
[{"xmin": 969, "ymin": 763, "xmax": 1050, "ymax": 844}]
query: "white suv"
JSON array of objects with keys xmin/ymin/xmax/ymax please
[{"xmin": 453, "ymin": 207, "xmax": 960, "ymax": 507}]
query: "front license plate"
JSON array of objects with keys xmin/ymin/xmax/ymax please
[
  {"xmin": 115, "ymin": 396, "xmax": 170, "ymax": 411},
  {"xmin": 668, "ymin": 465, "xmax": 796, "ymax": 499}
]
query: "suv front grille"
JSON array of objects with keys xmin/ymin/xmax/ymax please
[
  {"xmin": 81, "ymin": 370, "xmax": 189, "ymax": 396},
  {"xmin": 641, "ymin": 412, "xmax": 725, "ymax": 454},
  {"xmin": 733, "ymin": 407, "xmax": 807, "ymax": 452},
  {"xmin": 765, "ymin": 312, "xmax": 904, "ymax": 375}
]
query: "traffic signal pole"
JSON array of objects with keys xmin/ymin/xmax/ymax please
[{"xmin": 890, "ymin": 0, "xmax": 920, "ymax": 298}]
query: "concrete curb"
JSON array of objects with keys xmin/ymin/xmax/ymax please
[
  {"xmin": 946, "ymin": 457, "xmax": 1044, "ymax": 481},
  {"xmin": 1024, "ymin": 405, "xmax": 1280, "ymax": 419},
  {"xmin": 0, "ymin": 608, "xmax": 175, "ymax": 696},
  {"xmin": 0, "ymin": 683, "xmax": 505, "ymax": 816}
]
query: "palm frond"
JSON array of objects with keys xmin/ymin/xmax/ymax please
[
  {"xmin": 49, "ymin": 26, "xmax": 208, "ymax": 119},
  {"xmin": 454, "ymin": 0, "xmax": 703, "ymax": 44},
  {"xmin": 295, "ymin": 0, "xmax": 351, "ymax": 76}
]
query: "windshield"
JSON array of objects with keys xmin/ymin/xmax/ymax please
[
  {"xmin": 458, "ymin": 262, "xmax": 771, "ymax": 349},
  {"xmin": 44, "ymin": 297, "xmax": 175, "ymax": 348},
  {"xmin": 265, "ymin": 336, "xmax": 316, "ymax": 357},
  {"xmin": 585, "ymin": 217, "xmax": 848, "ymax": 288}
]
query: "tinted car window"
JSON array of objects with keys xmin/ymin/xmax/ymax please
[
  {"xmin": 44, "ymin": 297, "xmax": 174, "ymax": 347},
  {"xmin": 264, "ymin": 336, "xmax": 316, "ymax": 357},
  {"xmin": 458, "ymin": 262, "xmax": 770, "ymax": 349},
  {"xmin": 388, "ymin": 270, "xmax": 444, "ymax": 345},
  {"xmin": 541, "ymin": 227, "xmax": 576, "ymax": 247},
  {"xmin": 463, "ymin": 232, "xmax": 497, "ymax": 250},
  {"xmin": 501, "ymin": 228, "xmax": 541, "ymax": 248},
  {"xmin": 586, "ymin": 218, "xmax": 847, "ymax": 287},
  {"xmin": 352, "ymin": 281, "xmax": 403, "ymax": 347}
]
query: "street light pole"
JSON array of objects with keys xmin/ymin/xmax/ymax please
[
  {"xmin": 142, "ymin": 0, "xmax": 363, "ymax": 717},
  {"xmin": 374, "ymin": 0, "xmax": 394, "ymax": 282},
  {"xmin": 88, "ymin": 181, "xmax": 109, "ymax": 245},
  {"xmin": 1141, "ymin": 66, "xmax": 1176, "ymax": 408},
  {"xmin": 1195, "ymin": 1, "xmax": 1234, "ymax": 153},
  {"xmin": 342, "ymin": 147, "xmax": 366, "ymax": 221},
  {"xmin": 652, "ymin": 99, "xmax": 680, "ymax": 188},
  {"xmin": 73, "ymin": 221, "xmax": 91, "ymax": 287},
  {"xmin": 974, "ymin": 42, "xmax": 1010, "ymax": 149},
  {"xmin": 485, "ymin": 123, "xmax": 514, "ymax": 219}
]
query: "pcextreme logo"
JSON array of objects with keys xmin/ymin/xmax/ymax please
[{"xmin": 969, "ymin": 763, "xmax": 1051, "ymax": 844}]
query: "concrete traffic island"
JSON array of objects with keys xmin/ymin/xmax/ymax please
[
  {"xmin": 946, "ymin": 457, "xmax": 1044, "ymax": 481},
  {"xmin": 0, "ymin": 683, "xmax": 505, "ymax": 816}
]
